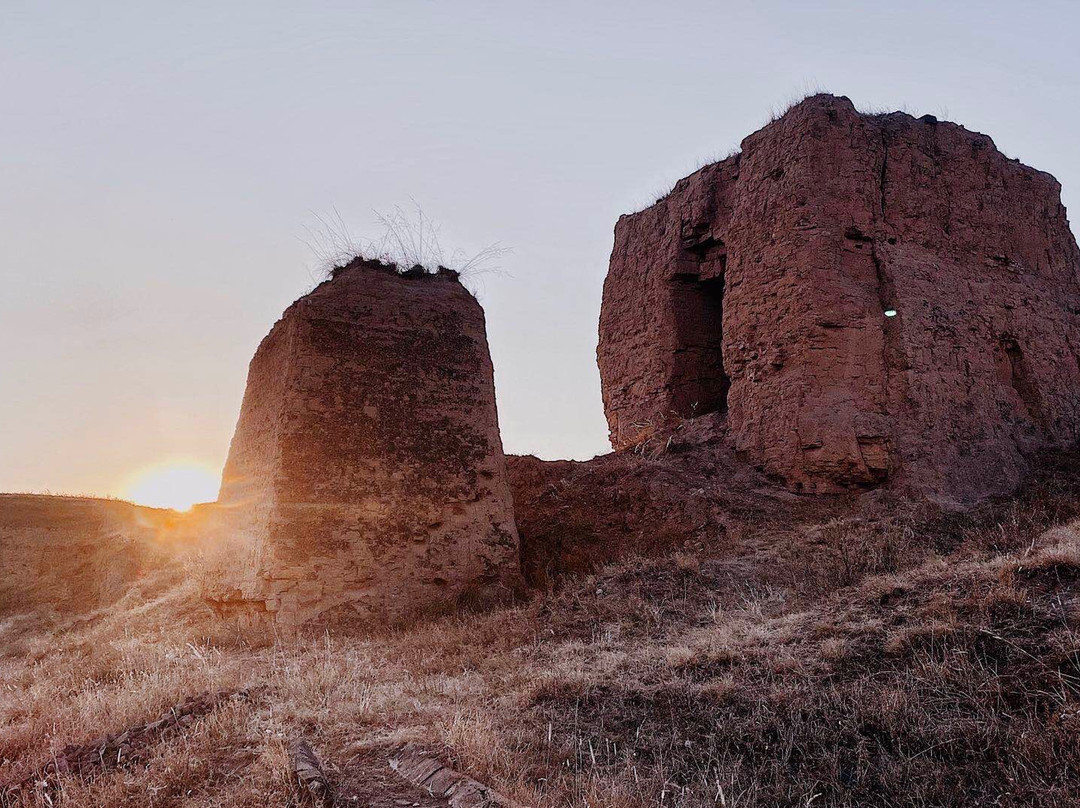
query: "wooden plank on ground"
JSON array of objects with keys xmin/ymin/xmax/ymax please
[
  {"xmin": 289, "ymin": 738, "xmax": 335, "ymax": 806},
  {"xmin": 388, "ymin": 743, "xmax": 530, "ymax": 808}
]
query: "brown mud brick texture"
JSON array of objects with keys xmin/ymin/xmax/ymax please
[
  {"xmin": 598, "ymin": 94, "xmax": 1080, "ymax": 503},
  {"xmin": 209, "ymin": 259, "xmax": 522, "ymax": 625}
]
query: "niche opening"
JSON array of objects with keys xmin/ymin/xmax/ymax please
[{"xmin": 670, "ymin": 246, "xmax": 729, "ymax": 419}]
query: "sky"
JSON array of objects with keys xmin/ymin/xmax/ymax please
[{"xmin": 2, "ymin": 0, "xmax": 1079, "ymax": 502}]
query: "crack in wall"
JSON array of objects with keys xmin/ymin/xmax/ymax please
[
  {"xmin": 878, "ymin": 128, "xmax": 889, "ymax": 221},
  {"xmin": 873, "ymin": 127, "xmax": 898, "ymax": 414},
  {"xmin": 869, "ymin": 241, "xmax": 893, "ymax": 407},
  {"xmin": 867, "ymin": 124, "xmax": 906, "ymax": 482}
]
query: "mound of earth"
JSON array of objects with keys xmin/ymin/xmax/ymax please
[
  {"xmin": 0, "ymin": 494, "xmax": 191, "ymax": 618},
  {"xmin": 508, "ymin": 412, "xmax": 860, "ymax": 588}
]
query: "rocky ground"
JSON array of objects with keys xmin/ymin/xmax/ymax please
[{"xmin": 2, "ymin": 437, "xmax": 1080, "ymax": 806}]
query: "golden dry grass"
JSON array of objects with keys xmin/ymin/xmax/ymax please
[{"xmin": 3, "ymin": 460, "xmax": 1080, "ymax": 807}]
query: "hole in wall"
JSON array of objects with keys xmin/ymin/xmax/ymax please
[{"xmin": 670, "ymin": 239, "xmax": 730, "ymax": 419}]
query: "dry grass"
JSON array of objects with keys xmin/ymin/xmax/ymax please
[
  {"xmin": 3, "ymin": 457, "xmax": 1080, "ymax": 806},
  {"xmin": 301, "ymin": 203, "xmax": 508, "ymax": 288}
]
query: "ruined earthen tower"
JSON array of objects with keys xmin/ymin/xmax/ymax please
[
  {"xmin": 599, "ymin": 94, "xmax": 1080, "ymax": 501},
  {"xmin": 211, "ymin": 259, "xmax": 522, "ymax": 624}
]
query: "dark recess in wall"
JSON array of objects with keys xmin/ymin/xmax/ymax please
[{"xmin": 670, "ymin": 266, "xmax": 729, "ymax": 419}]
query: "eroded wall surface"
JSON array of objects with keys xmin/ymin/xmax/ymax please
[
  {"xmin": 212, "ymin": 260, "xmax": 522, "ymax": 624},
  {"xmin": 599, "ymin": 94, "xmax": 1080, "ymax": 501}
]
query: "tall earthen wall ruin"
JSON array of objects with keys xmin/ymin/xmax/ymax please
[
  {"xmin": 210, "ymin": 260, "xmax": 522, "ymax": 624},
  {"xmin": 598, "ymin": 94, "xmax": 1080, "ymax": 502}
]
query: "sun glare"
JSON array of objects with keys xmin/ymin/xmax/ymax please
[{"xmin": 123, "ymin": 462, "xmax": 220, "ymax": 511}]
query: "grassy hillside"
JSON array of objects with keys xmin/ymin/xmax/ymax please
[{"xmin": 2, "ymin": 455, "xmax": 1079, "ymax": 807}]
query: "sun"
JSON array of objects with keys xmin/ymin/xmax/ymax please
[{"xmin": 123, "ymin": 461, "xmax": 220, "ymax": 511}]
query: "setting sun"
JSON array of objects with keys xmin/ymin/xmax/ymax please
[{"xmin": 123, "ymin": 461, "xmax": 220, "ymax": 511}]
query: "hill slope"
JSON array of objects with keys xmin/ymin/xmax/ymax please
[{"xmin": 2, "ymin": 450, "xmax": 1079, "ymax": 806}]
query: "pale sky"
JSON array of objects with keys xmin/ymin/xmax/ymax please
[{"xmin": 2, "ymin": 1, "xmax": 1079, "ymax": 500}]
